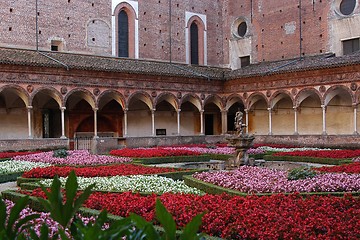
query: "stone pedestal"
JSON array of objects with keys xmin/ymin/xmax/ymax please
[{"xmin": 225, "ymin": 134, "xmax": 255, "ymax": 168}]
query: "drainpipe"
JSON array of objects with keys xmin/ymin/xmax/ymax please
[
  {"xmin": 35, "ymin": 0, "xmax": 69, "ymax": 71},
  {"xmin": 299, "ymin": 0, "xmax": 303, "ymax": 58},
  {"xmin": 169, "ymin": 0, "xmax": 172, "ymax": 63}
]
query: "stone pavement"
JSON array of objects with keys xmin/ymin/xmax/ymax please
[{"xmin": 0, "ymin": 181, "xmax": 18, "ymax": 194}]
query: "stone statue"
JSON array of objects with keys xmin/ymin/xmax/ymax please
[{"xmin": 234, "ymin": 109, "xmax": 245, "ymax": 136}]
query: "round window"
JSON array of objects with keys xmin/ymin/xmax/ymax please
[
  {"xmin": 339, "ymin": 0, "xmax": 356, "ymax": 15},
  {"xmin": 237, "ymin": 22, "xmax": 247, "ymax": 37}
]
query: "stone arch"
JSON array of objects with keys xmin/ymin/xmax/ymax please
[
  {"xmin": 186, "ymin": 15, "xmax": 206, "ymax": 65},
  {"xmin": 0, "ymin": 85, "xmax": 30, "ymax": 139},
  {"xmin": 31, "ymin": 87, "xmax": 64, "ymax": 138},
  {"xmin": 323, "ymin": 85, "xmax": 354, "ymax": 106},
  {"xmin": 295, "ymin": 88, "xmax": 322, "ymax": 107},
  {"xmin": 269, "ymin": 90, "xmax": 295, "ymax": 135},
  {"xmin": 97, "ymin": 89, "xmax": 125, "ymax": 110},
  {"xmin": 180, "ymin": 93, "xmax": 202, "ymax": 111},
  {"xmin": 204, "ymin": 94, "xmax": 223, "ymax": 110},
  {"xmin": 126, "ymin": 91, "xmax": 153, "ymax": 110},
  {"xmin": 246, "ymin": 92, "xmax": 268, "ymax": 135},
  {"xmin": 324, "ymin": 85, "xmax": 354, "ymax": 134},
  {"xmin": 0, "ymin": 84, "xmax": 29, "ymax": 107},
  {"xmin": 126, "ymin": 91, "xmax": 153, "ymax": 137},
  {"xmin": 225, "ymin": 94, "xmax": 246, "ymax": 132},
  {"xmin": 246, "ymin": 92, "xmax": 268, "ymax": 110},
  {"xmin": 154, "ymin": 92, "xmax": 179, "ymax": 110},
  {"xmin": 113, "ymin": 2, "xmax": 137, "ymax": 58},
  {"xmin": 180, "ymin": 93, "xmax": 202, "ymax": 135},
  {"xmin": 225, "ymin": 94, "xmax": 245, "ymax": 111},
  {"xmin": 64, "ymin": 88, "xmax": 96, "ymax": 109},
  {"xmin": 295, "ymin": 88, "xmax": 322, "ymax": 135},
  {"xmin": 203, "ymin": 94, "xmax": 222, "ymax": 135},
  {"xmin": 269, "ymin": 90, "xmax": 294, "ymax": 109},
  {"xmin": 30, "ymin": 87, "xmax": 63, "ymax": 108}
]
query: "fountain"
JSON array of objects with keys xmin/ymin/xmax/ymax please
[{"xmin": 225, "ymin": 110, "xmax": 255, "ymax": 168}]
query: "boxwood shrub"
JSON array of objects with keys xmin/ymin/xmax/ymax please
[{"xmin": 263, "ymin": 155, "xmax": 352, "ymax": 165}]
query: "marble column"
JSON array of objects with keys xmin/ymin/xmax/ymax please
[
  {"xmin": 60, "ymin": 107, "xmax": 66, "ymax": 138},
  {"xmin": 267, "ymin": 107, "xmax": 272, "ymax": 135},
  {"xmin": 321, "ymin": 104, "xmax": 327, "ymax": 135},
  {"xmin": 27, "ymin": 106, "xmax": 33, "ymax": 139},
  {"xmin": 151, "ymin": 109, "xmax": 156, "ymax": 136},
  {"xmin": 200, "ymin": 110, "xmax": 204, "ymax": 135},
  {"xmin": 93, "ymin": 108, "xmax": 98, "ymax": 138},
  {"xmin": 123, "ymin": 108, "xmax": 128, "ymax": 137},
  {"xmin": 177, "ymin": 109, "xmax": 181, "ymax": 135}
]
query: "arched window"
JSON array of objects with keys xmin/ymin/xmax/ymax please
[
  {"xmin": 118, "ymin": 10, "xmax": 129, "ymax": 57},
  {"xmin": 190, "ymin": 22, "xmax": 199, "ymax": 65}
]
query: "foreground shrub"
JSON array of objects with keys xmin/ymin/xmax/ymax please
[
  {"xmin": 287, "ymin": 167, "xmax": 317, "ymax": 180},
  {"xmin": 26, "ymin": 189, "xmax": 360, "ymax": 240},
  {"xmin": 52, "ymin": 149, "xmax": 68, "ymax": 158},
  {"xmin": 2, "ymin": 172, "xmax": 204, "ymax": 239}
]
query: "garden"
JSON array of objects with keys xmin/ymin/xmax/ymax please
[{"xmin": 0, "ymin": 144, "xmax": 359, "ymax": 239}]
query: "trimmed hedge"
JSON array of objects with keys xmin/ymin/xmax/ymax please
[
  {"xmin": 133, "ymin": 155, "xmax": 211, "ymax": 164},
  {"xmin": 206, "ymin": 154, "xmax": 231, "ymax": 161},
  {"xmin": 1, "ymin": 190, "xmax": 222, "ymax": 240},
  {"xmin": 0, "ymin": 172, "xmax": 23, "ymax": 183},
  {"xmin": 263, "ymin": 155, "xmax": 352, "ymax": 165},
  {"xmin": 183, "ymin": 175, "xmax": 360, "ymax": 197}
]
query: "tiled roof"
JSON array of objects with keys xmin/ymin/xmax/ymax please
[
  {"xmin": 1, "ymin": 47, "xmax": 359, "ymax": 81},
  {"xmin": 225, "ymin": 52, "xmax": 360, "ymax": 79},
  {"xmin": 0, "ymin": 47, "xmax": 227, "ymax": 80}
]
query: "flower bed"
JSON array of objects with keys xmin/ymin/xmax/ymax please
[
  {"xmin": 192, "ymin": 166, "xmax": 360, "ymax": 193},
  {"xmin": 0, "ymin": 160, "xmax": 51, "ymax": 175},
  {"xmin": 4, "ymin": 199, "xmax": 107, "ymax": 238},
  {"xmin": 0, "ymin": 151, "xmax": 40, "ymax": 159},
  {"xmin": 110, "ymin": 148, "xmax": 200, "ymax": 158},
  {"xmin": 39, "ymin": 175, "xmax": 204, "ymax": 195},
  {"xmin": 315, "ymin": 162, "xmax": 360, "ymax": 174},
  {"xmin": 273, "ymin": 149, "xmax": 360, "ymax": 158},
  {"xmin": 25, "ymin": 190, "xmax": 360, "ymax": 239},
  {"xmin": 22, "ymin": 164, "xmax": 188, "ymax": 178},
  {"xmin": 12, "ymin": 150, "xmax": 131, "ymax": 165}
]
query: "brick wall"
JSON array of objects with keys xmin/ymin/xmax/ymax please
[{"xmin": 1, "ymin": 1, "xmax": 359, "ymax": 68}]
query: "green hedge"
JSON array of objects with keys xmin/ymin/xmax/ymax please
[
  {"xmin": 183, "ymin": 175, "xmax": 360, "ymax": 197},
  {"xmin": 263, "ymin": 155, "xmax": 352, "ymax": 165},
  {"xmin": 1, "ymin": 190, "xmax": 222, "ymax": 240},
  {"xmin": 133, "ymin": 155, "xmax": 211, "ymax": 164},
  {"xmin": 206, "ymin": 154, "xmax": 230, "ymax": 161},
  {"xmin": 0, "ymin": 172, "xmax": 23, "ymax": 183}
]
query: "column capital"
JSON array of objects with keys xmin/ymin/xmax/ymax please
[
  {"xmin": 27, "ymin": 105, "xmax": 33, "ymax": 110},
  {"xmin": 293, "ymin": 106, "xmax": 298, "ymax": 110},
  {"xmin": 177, "ymin": 108, "xmax": 181, "ymax": 113},
  {"xmin": 93, "ymin": 107, "xmax": 99, "ymax": 111},
  {"xmin": 321, "ymin": 104, "xmax": 326, "ymax": 109},
  {"xmin": 200, "ymin": 109, "xmax": 204, "ymax": 113},
  {"xmin": 124, "ymin": 108, "xmax": 129, "ymax": 112},
  {"xmin": 221, "ymin": 109, "xmax": 228, "ymax": 113},
  {"xmin": 352, "ymin": 103, "xmax": 358, "ymax": 108},
  {"xmin": 267, "ymin": 107, "xmax": 272, "ymax": 111},
  {"xmin": 60, "ymin": 106, "xmax": 66, "ymax": 111},
  {"xmin": 244, "ymin": 108, "xmax": 248, "ymax": 113}
]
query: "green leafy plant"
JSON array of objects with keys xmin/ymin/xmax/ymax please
[
  {"xmin": 0, "ymin": 195, "xmax": 40, "ymax": 239},
  {"xmin": 287, "ymin": 167, "xmax": 317, "ymax": 180},
  {"xmin": 53, "ymin": 149, "xmax": 69, "ymax": 158},
  {"xmin": 2, "ymin": 170, "xmax": 205, "ymax": 239}
]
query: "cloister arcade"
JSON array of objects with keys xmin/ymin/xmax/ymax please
[{"xmin": 1, "ymin": 84, "xmax": 359, "ymax": 143}]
